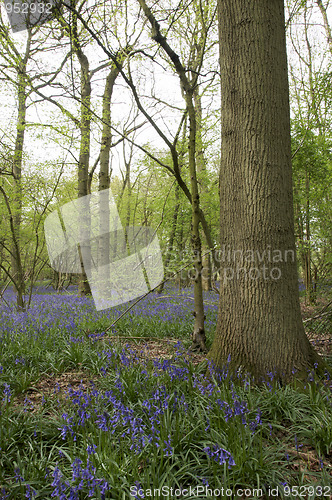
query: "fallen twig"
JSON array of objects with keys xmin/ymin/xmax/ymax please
[
  {"xmin": 97, "ymin": 335, "xmax": 180, "ymax": 343},
  {"xmin": 303, "ymin": 304, "xmax": 332, "ymax": 323}
]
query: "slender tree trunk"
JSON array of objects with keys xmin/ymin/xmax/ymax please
[
  {"xmin": 208, "ymin": 0, "xmax": 322, "ymax": 380},
  {"xmin": 303, "ymin": 6, "xmax": 323, "ymax": 134},
  {"xmin": 74, "ymin": 29, "xmax": 92, "ymax": 297},
  {"xmin": 10, "ymin": 35, "xmax": 31, "ymax": 309},
  {"xmin": 98, "ymin": 67, "xmax": 120, "ymax": 294},
  {"xmin": 12, "ymin": 71, "xmax": 27, "ymax": 309},
  {"xmin": 186, "ymin": 92, "xmax": 206, "ymax": 351},
  {"xmin": 194, "ymin": 88, "xmax": 212, "ymax": 291},
  {"xmin": 137, "ymin": 0, "xmax": 207, "ymax": 351},
  {"xmin": 303, "ymin": 168, "xmax": 315, "ymax": 304},
  {"xmin": 157, "ymin": 183, "xmax": 180, "ymax": 294},
  {"xmin": 159, "ymin": 120, "xmax": 186, "ymax": 294},
  {"xmin": 293, "ymin": 182, "xmax": 305, "ymax": 295},
  {"xmin": 177, "ymin": 217, "xmax": 185, "ymax": 291},
  {"xmin": 316, "ymin": 0, "xmax": 332, "ymax": 56},
  {"xmin": 97, "ymin": 49, "xmax": 132, "ymax": 302}
]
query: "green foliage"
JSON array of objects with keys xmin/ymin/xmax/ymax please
[{"xmin": 291, "ymin": 123, "xmax": 332, "ymax": 299}]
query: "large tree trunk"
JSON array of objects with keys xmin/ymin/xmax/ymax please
[{"xmin": 208, "ymin": 0, "xmax": 322, "ymax": 380}]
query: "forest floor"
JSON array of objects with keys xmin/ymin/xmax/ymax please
[{"xmin": 0, "ymin": 284, "xmax": 331, "ymax": 499}]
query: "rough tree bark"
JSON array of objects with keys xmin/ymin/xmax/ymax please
[{"xmin": 208, "ymin": 0, "xmax": 323, "ymax": 380}]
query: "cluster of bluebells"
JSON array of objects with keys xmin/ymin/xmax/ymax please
[
  {"xmin": 52, "ymin": 344, "xmax": 265, "ymax": 479},
  {"xmin": 249, "ymin": 410, "xmax": 262, "ymax": 434},
  {"xmin": 203, "ymin": 445, "xmax": 236, "ymax": 468},
  {"xmin": 0, "ymin": 288, "xmax": 92, "ymax": 339},
  {"xmin": 57, "ymin": 377, "xmax": 182, "ymax": 455},
  {"xmin": 0, "ymin": 284, "xmax": 218, "ymax": 339},
  {"xmin": 215, "ymin": 397, "xmax": 248, "ymax": 425},
  {"xmin": 152, "ymin": 357, "xmax": 190, "ymax": 382},
  {"xmin": 5, "ymin": 285, "xmax": 330, "ymax": 495},
  {"xmin": 0, "ymin": 468, "xmax": 38, "ymax": 499},
  {"xmin": 51, "ymin": 451, "xmax": 110, "ymax": 499},
  {"xmin": 2, "ymin": 383, "xmax": 11, "ymax": 404},
  {"xmin": 0, "ymin": 293, "xmax": 271, "ymax": 499}
]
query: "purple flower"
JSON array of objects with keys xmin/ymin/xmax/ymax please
[
  {"xmin": 163, "ymin": 435, "xmax": 173, "ymax": 457},
  {"xmin": 71, "ymin": 458, "xmax": 83, "ymax": 481},
  {"xmin": 203, "ymin": 445, "xmax": 235, "ymax": 468},
  {"xmin": 25, "ymin": 484, "xmax": 36, "ymax": 499},
  {"xmin": 87, "ymin": 444, "xmax": 97, "ymax": 456},
  {"xmin": 2, "ymin": 383, "xmax": 11, "ymax": 403},
  {"xmin": 0, "ymin": 487, "xmax": 9, "ymax": 499},
  {"xmin": 131, "ymin": 481, "xmax": 145, "ymax": 499},
  {"xmin": 14, "ymin": 468, "xmax": 24, "ymax": 483},
  {"xmin": 249, "ymin": 410, "xmax": 262, "ymax": 433}
]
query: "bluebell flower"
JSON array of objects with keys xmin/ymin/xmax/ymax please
[
  {"xmin": 295, "ymin": 434, "xmax": 298, "ymax": 451},
  {"xmin": 203, "ymin": 445, "xmax": 235, "ymax": 468},
  {"xmin": 87, "ymin": 444, "xmax": 97, "ymax": 456},
  {"xmin": 249, "ymin": 410, "xmax": 262, "ymax": 433},
  {"xmin": 2, "ymin": 383, "xmax": 11, "ymax": 403},
  {"xmin": 163, "ymin": 435, "xmax": 173, "ymax": 456},
  {"xmin": 25, "ymin": 484, "xmax": 36, "ymax": 499},
  {"xmin": 0, "ymin": 488, "xmax": 9, "ymax": 500},
  {"xmin": 131, "ymin": 481, "xmax": 145, "ymax": 499},
  {"xmin": 14, "ymin": 468, "xmax": 24, "ymax": 483}
]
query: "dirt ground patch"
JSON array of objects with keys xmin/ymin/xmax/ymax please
[
  {"xmin": 13, "ymin": 329, "xmax": 331, "ymax": 413},
  {"xmin": 14, "ymin": 370, "xmax": 98, "ymax": 412},
  {"xmin": 13, "ymin": 340, "xmax": 205, "ymax": 412}
]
